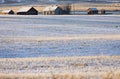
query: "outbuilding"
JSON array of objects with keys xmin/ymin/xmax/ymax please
[
  {"xmin": 43, "ymin": 5, "xmax": 63, "ymax": 15},
  {"xmin": 100, "ymin": 9, "xmax": 106, "ymax": 14},
  {"xmin": 2, "ymin": 10, "xmax": 14, "ymax": 15},
  {"xmin": 87, "ymin": 8, "xmax": 98, "ymax": 14},
  {"xmin": 17, "ymin": 7, "xmax": 38, "ymax": 15}
]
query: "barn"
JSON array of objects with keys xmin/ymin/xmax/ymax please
[
  {"xmin": 43, "ymin": 5, "xmax": 63, "ymax": 15},
  {"xmin": 2, "ymin": 10, "xmax": 14, "ymax": 15},
  {"xmin": 87, "ymin": 8, "xmax": 98, "ymax": 14},
  {"xmin": 17, "ymin": 7, "xmax": 38, "ymax": 15}
]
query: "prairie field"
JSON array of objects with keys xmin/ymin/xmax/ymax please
[
  {"xmin": 0, "ymin": 2, "xmax": 120, "ymax": 13},
  {"xmin": 0, "ymin": 15, "xmax": 120, "ymax": 79}
]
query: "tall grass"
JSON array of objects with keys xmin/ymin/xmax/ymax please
[{"xmin": 0, "ymin": 56, "xmax": 120, "ymax": 79}]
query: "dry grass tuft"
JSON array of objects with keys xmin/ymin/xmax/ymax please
[{"xmin": 0, "ymin": 71, "xmax": 120, "ymax": 79}]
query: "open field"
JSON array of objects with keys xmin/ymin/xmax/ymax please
[
  {"xmin": 0, "ymin": 15, "xmax": 120, "ymax": 79},
  {"xmin": 0, "ymin": 56, "xmax": 120, "ymax": 79}
]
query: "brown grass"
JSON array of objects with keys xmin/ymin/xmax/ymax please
[
  {"xmin": 71, "ymin": 3, "xmax": 120, "ymax": 11},
  {"xmin": 0, "ymin": 71, "xmax": 120, "ymax": 79},
  {"xmin": 0, "ymin": 3, "xmax": 120, "ymax": 14},
  {"xmin": 0, "ymin": 56, "xmax": 120, "ymax": 79}
]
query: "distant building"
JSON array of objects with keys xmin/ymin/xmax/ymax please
[
  {"xmin": 43, "ymin": 5, "xmax": 63, "ymax": 15},
  {"xmin": 2, "ymin": 10, "xmax": 14, "ymax": 15},
  {"xmin": 87, "ymin": 8, "xmax": 98, "ymax": 14},
  {"xmin": 17, "ymin": 7, "xmax": 38, "ymax": 15},
  {"xmin": 100, "ymin": 9, "xmax": 106, "ymax": 14},
  {"xmin": 60, "ymin": 4, "xmax": 71, "ymax": 14}
]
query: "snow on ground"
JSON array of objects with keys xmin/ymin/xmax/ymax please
[
  {"xmin": 0, "ymin": 15, "xmax": 120, "ymax": 37},
  {"xmin": 0, "ymin": 15, "xmax": 120, "ymax": 58}
]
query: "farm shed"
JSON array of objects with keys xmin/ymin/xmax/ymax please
[
  {"xmin": 60, "ymin": 4, "xmax": 71, "ymax": 14},
  {"xmin": 2, "ymin": 10, "xmax": 14, "ymax": 15},
  {"xmin": 100, "ymin": 9, "xmax": 106, "ymax": 14},
  {"xmin": 17, "ymin": 7, "xmax": 38, "ymax": 15},
  {"xmin": 43, "ymin": 5, "xmax": 63, "ymax": 15},
  {"xmin": 87, "ymin": 8, "xmax": 98, "ymax": 14}
]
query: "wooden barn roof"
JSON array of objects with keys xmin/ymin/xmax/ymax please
[
  {"xmin": 43, "ymin": 5, "xmax": 60, "ymax": 11},
  {"xmin": 17, "ymin": 7, "xmax": 35, "ymax": 12}
]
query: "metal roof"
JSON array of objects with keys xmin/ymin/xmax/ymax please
[
  {"xmin": 88, "ymin": 8, "xmax": 98, "ymax": 11},
  {"xmin": 43, "ymin": 5, "xmax": 60, "ymax": 11},
  {"xmin": 17, "ymin": 7, "xmax": 33, "ymax": 12}
]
